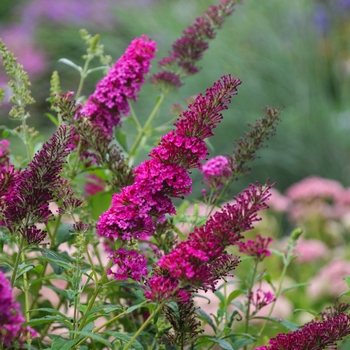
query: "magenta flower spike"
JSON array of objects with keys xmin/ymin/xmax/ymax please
[
  {"xmin": 0, "ymin": 271, "xmax": 37, "ymax": 347},
  {"xmin": 97, "ymin": 75, "xmax": 241, "ymax": 243},
  {"xmin": 81, "ymin": 35, "xmax": 157, "ymax": 134},
  {"xmin": 256, "ymin": 305, "xmax": 350, "ymax": 350},
  {"xmin": 145, "ymin": 182, "xmax": 272, "ymax": 300}
]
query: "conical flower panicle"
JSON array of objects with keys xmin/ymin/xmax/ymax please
[
  {"xmin": 256, "ymin": 304, "xmax": 350, "ymax": 350},
  {"xmin": 81, "ymin": 35, "xmax": 157, "ymax": 135},
  {"xmin": 153, "ymin": 0, "xmax": 236, "ymax": 84},
  {"xmin": 145, "ymin": 182, "xmax": 272, "ymax": 299},
  {"xmin": 0, "ymin": 271, "xmax": 37, "ymax": 347},
  {"xmin": 97, "ymin": 75, "xmax": 241, "ymax": 243},
  {"xmin": 0, "ymin": 125, "xmax": 80, "ymax": 244}
]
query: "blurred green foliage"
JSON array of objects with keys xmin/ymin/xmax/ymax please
[{"xmin": 1, "ymin": 0, "xmax": 350, "ymax": 196}]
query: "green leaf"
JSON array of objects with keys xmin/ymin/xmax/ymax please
[
  {"xmin": 89, "ymin": 191, "xmax": 113, "ymax": 220},
  {"xmin": 15, "ymin": 263, "xmax": 34, "ymax": 281},
  {"xmin": 58, "ymin": 58, "xmax": 82, "ymax": 73},
  {"xmin": 69, "ymin": 331, "xmax": 114, "ymax": 348},
  {"xmin": 196, "ymin": 308, "xmax": 216, "ymax": 332},
  {"xmin": 214, "ymin": 290, "xmax": 225, "ymax": 305},
  {"xmin": 32, "ymin": 247, "xmax": 72, "ymax": 273},
  {"xmin": 45, "ymin": 112, "xmax": 59, "ymax": 127},
  {"xmin": 102, "ymin": 331, "xmax": 144, "ymax": 350},
  {"xmin": 23, "ymin": 315, "xmax": 71, "ymax": 328},
  {"xmin": 126, "ymin": 302, "xmax": 146, "ymax": 314},
  {"xmin": 55, "ymin": 223, "xmax": 73, "ymax": 246},
  {"xmin": 293, "ymin": 308, "xmax": 320, "ymax": 319},
  {"xmin": 29, "ymin": 308, "xmax": 69, "ymax": 319},
  {"xmin": 253, "ymin": 316, "xmax": 300, "ymax": 331},
  {"xmin": 281, "ymin": 282, "xmax": 310, "ymax": 294},
  {"xmin": 86, "ymin": 66, "xmax": 109, "ymax": 75},
  {"xmin": 115, "ymin": 128, "xmax": 129, "ymax": 152},
  {"xmin": 227, "ymin": 289, "xmax": 245, "ymax": 305},
  {"xmin": 205, "ymin": 337, "xmax": 233, "ymax": 350},
  {"xmin": 50, "ymin": 337, "xmax": 80, "ymax": 350},
  {"xmin": 231, "ymin": 336, "xmax": 256, "ymax": 348}
]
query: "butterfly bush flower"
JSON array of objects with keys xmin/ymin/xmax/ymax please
[
  {"xmin": 80, "ymin": 35, "xmax": 156, "ymax": 134},
  {"xmin": 238, "ymin": 234, "xmax": 273, "ymax": 261},
  {"xmin": 202, "ymin": 155, "xmax": 232, "ymax": 188},
  {"xmin": 145, "ymin": 182, "xmax": 272, "ymax": 301},
  {"xmin": 0, "ymin": 125, "xmax": 81, "ymax": 244},
  {"xmin": 256, "ymin": 304, "xmax": 350, "ymax": 350},
  {"xmin": 249, "ymin": 288, "xmax": 275, "ymax": 314},
  {"xmin": 108, "ymin": 248, "xmax": 148, "ymax": 281},
  {"xmin": 97, "ymin": 75, "xmax": 241, "ymax": 241},
  {"xmin": 97, "ymin": 75, "xmax": 241, "ymax": 280},
  {"xmin": 0, "ymin": 270, "xmax": 37, "ymax": 347},
  {"xmin": 152, "ymin": 0, "xmax": 236, "ymax": 88}
]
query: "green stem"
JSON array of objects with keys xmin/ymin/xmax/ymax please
[
  {"xmin": 21, "ymin": 251, "xmax": 32, "ymax": 347},
  {"xmin": 21, "ymin": 115, "xmax": 31, "ymax": 160},
  {"xmin": 257, "ymin": 229, "xmax": 302, "ymax": 340},
  {"xmin": 75, "ymin": 58, "xmax": 91, "ymax": 101},
  {"xmin": 244, "ymin": 260, "xmax": 259, "ymax": 349},
  {"xmin": 122, "ymin": 299, "xmax": 168, "ymax": 350},
  {"xmin": 11, "ymin": 235, "xmax": 25, "ymax": 286},
  {"xmin": 258, "ymin": 258, "xmax": 289, "ymax": 338},
  {"xmin": 127, "ymin": 92, "xmax": 167, "ymax": 165},
  {"xmin": 76, "ymin": 258, "xmax": 114, "ymax": 333}
]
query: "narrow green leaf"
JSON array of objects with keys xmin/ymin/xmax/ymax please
[
  {"xmin": 69, "ymin": 331, "xmax": 114, "ymax": 348},
  {"xmin": 253, "ymin": 316, "xmax": 300, "ymax": 331},
  {"xmin": 45, "ymin": 112, "xmax": 59, "ymax": 127},
  {"xmin": 231, "ymin": 337, "xmax": 256, "ymax": 348},
  {"xmin": 293, "ymin": 308, "xmax": 320, "ymax": 319},
  {"xmin": 58, "ymin": 58, "xmax": 82, "ymax": 73},
  {"xmin": 55, "ymin": 223, "xmax": 73, "ymax": 245},
  {"xmin": 227, "ymin": 289, "xmax": 245, "ymax": 305},
  {"xmin": 196, "ymin": 308, "xmax": 216, "ymax": 332},
  {"xmin": 126, "ymin": 302, "xmax": 146, "ymax": 314},
  {"xmin": 102, "ymin": 331, "xmax": 144, "ymax": 350},
  {"xmin": 281, "ymin": 282, "xmax": 310, "ymax": 294},
  {"xmin": 23, "ymin": 315, "xmax": 71, "ymax": 328},
  {"xmin": 16, "ymin": 263, "xmax": 34, "ymax": 281},
  {"xmin": 206, "ymin": 337, "xmax": 233, "ymax": 350},
  {"xmin": 50, "ymin": 337, "xmax": 80, "ymax": 350},
  {"xmin": 86, "ymin": 66, "xmax": 109, "ymax": 75}
]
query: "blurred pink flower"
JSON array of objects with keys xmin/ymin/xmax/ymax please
[
  {"xmin": 285, "ymin": 176, "xmax": 345, "ymax": 222},
  {"xmin": 85, "ymin": 174, "xmax": 105, "ymax": 196},
  {"xmin": 308, "ymin": 259, "xmax": 350, "ymax": 298},
  {"xmin": 286, "ymin": 176, "xmax": 344, "ymax": 202},
  {"xmin": 294, "ymin": 238, "xmax": 329, "ymax": 263},
  {"xmin": 267, "ymin": 188, "xmax": 290, "ymax": 212},
  {"xmin": 0, "ymin": 25, "xmax": 47, "ymax": 77}
]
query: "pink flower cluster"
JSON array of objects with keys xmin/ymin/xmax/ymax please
[
  {"xmin": 238, "ymin": 234, "xmax": 273, "ymax": 261},
  {"xmin": 144, "ymin": 182, "xmax": 272, "ymax": 301},
  {"xmin": 249, "ymin": 288, "xmax": 275, "ymax": 313},
  {"xmin": 202, "ymin": 155, "xmax": 232, "ymax": 188},
  {"xmin": 97, "ymin": 75, "xmax": 241, "ymax": 242},
  {"xmin": 108, "ymin": 248, "xmax": 148, "ymax": 282},
  {"xmin": 0, "ymin": 271, "xmax": 37, "ymax": 347},
  {"xmin": 97, "ymin": 75, "xmax": 241, "ymax": 281},
  {"xmin": 80, "ymin": 35, "xmax": 156, "ymax": 135},
  {"xmin": 257, "ymin": 305, "xmax": 350, "ymax": 349}
]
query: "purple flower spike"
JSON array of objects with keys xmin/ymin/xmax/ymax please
[
  {"xmin": 81, "ymin": 35, "xmax": 157, "ymax": 134},
  {"xmin": 97, "ymin": 75, "xmax": 241, "ymax": 242},
  {"xmin": 0, "ymin": 271, "xmax": 37, "ymax": 347}
]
